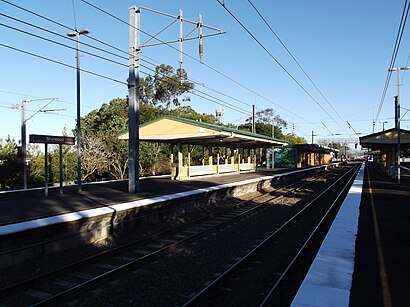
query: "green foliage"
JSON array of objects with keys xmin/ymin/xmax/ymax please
[
  {"xmin": 283, "ymin": 133, "xmax": 307, "ymax": 145},
  {"xmin": 277, "ymin": 146, "xmax": 296, "ymax": 167},
  {"xmin": 239, "ymin": 108, "xmax": 286, "ymax": 140},
  {"xmin": 245, "ymin": 108, "xmax": 288, "ymax": 128},
  {"xmin": 27, "ymin": 144, "xmax": 45, "ymax": 184},
  {"xmin": 139, "ymin": 64, "xmax": 194, "ymax": 108},
  {"xmin": 169, "ymin": 106, "xmax": 217, "ymax": 124},
  {"xmin": 0, "ymin": 137, "xmax": 21, "ymax": 189},
  {"xmin": 79, "ymin": 64, "xmax": 208, "ymax": 179}
]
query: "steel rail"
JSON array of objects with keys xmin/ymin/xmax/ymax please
[
  {"xmin": 182, "ymin": 164, "xmax": 359, "ymax": 306},
  {"xmin": 1, "ymin": 176, "xmax": 310, "ymax": 305},
  {"xmin": 259, "ymin": 163, "xmax": 360, "ymax": 305}
]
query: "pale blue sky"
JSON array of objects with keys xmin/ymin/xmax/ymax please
[{"xmin": 1, "ymin": 0, "xmax": 409, "ymax": 144}]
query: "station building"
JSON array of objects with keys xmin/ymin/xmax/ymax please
[
  {"xmin": 118, "ymin": 115, "xmax": 288, "ymax": 180},
  {"xmin": 359, "ymin": 127, "xmax": 410, "ymax": 175},
  {"xmin": 292, "ymin": 144, "xmax": 337, "ymax": 168}
]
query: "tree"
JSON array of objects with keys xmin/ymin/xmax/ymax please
[
  {"xmin": 81, "ymin": 134, "xmax": 107, "ymax": 181},
  {"xmin": 81, "ymin": 98, "xmax": 129, "ymax": 181},
  {"xmin": 169, "ymin": 106, "xmax": 217, "ymax": 124},
  {"xmin": 48, "ymin": 127, "xmax": 77, "ymax": 184},
  {"xmin": 139, "ymin": 64, "xmax": 194, "ymax": 109},
  {"xmin": 283, "ymin": 133, "xmax": 307, "ymax": 145},
  {"xmin": 27, "ymin": 143, "xmax": 45, "ymax": 185},
  {"xmin": 246, "ymin": 108, "xmax": 287, "ymax": 128},
  {"xmin": 242, "ymin": 108, "xmax": 287, "ymax": 139},
  {"xmin": 153, "ymin": 65, "xmax": 194, "ymax": 108},
  {"xmin": 0, "ymin": 137, "xmax": 20, "ymax": 189}
]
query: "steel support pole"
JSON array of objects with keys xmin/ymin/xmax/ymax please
[
  {"xmin": 75, "ymin": 32, "xmax": 82, "ymax": 192},
  {"xmin": 59, "ymin": 144, "xmax": 63, "ymax": 194},
  {"xmin": 44, "ymin": 143, "xmax": 48, "ymax": 197},
  {"xmin": 21, "ymin": 99, "xmax": 27, "ymax": 189},
  {"xmin": 252, "ymin": 104, "xmax": 255, "ymax": 133},
  {"xmin": 179, "ymin": 9, "xmax": 183, "ymax": 79},
  {"xmin": 128, "ymin": 6, "xmax": 140, "ymax": 193},
  {"xmin": 396, "ymin": 68, "xmax": 401, "ymax": 184}
]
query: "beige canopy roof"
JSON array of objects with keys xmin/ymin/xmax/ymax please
[
  {"xmin": 118, "ymin": 115, "xmax": 287, "ymax": 148},
  {"xmin": 359, "ymin": 128, "xmax": 410, "ymax": 149}
]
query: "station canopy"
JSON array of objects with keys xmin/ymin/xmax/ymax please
[
  {"xmin": 118, "ymin": 115, "xmax": 287, "ymax": 148},
  {"xmin": 359, "ymin": 128, "xmax": 410, "ymax": 149}
]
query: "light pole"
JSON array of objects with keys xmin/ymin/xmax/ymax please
[
  {"xmin": 14, "ymin": 98, "xmax": 59, "ymax": 189},
  {"xmin": 388, "ymin": 66, "xmax": 410, "ymax": 184},
  {"xmin": 380, "ymin": 121, "xmax": 388, "ymax": 131},
  {"xmin": 67, "ymin": 28, "xmax": 89, "ymax": 192},
  {"xmin": 21, "ymin": 99, "xmax": 29, "ymax": 189}
]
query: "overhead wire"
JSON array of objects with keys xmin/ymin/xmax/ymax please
[
  {"xmin": 1, "ymin": 2, "xmax": 257, "ymax": 115},
  {"xmin": 79, "ymin": 0, "xmax": 316, "ymax": 125},
  {"xmin": 0, "ymin": 12, "xmax": 129, "ymax": 61},
  {"xmin": 216, "ymin": 0, "xmax": 342, "ymax": 130},
  {"xmin": 375, "ymin": 0, "xmax": 410, "ymax": 123},
  {"xmin": 246, "ymin": 0, "xmax": 348, "ymax": 135},
  {"xmin": 3, "ymin": 0, "xmax": 319, "ymax": 134},
  {"xmin": 1, "ymin": 10, "xmax": 252, "ymax": 118},
  {"xmin": 139, "ymin": 60, "xmax": 253, "ymax": 109},
  {"xmin": 0, "ymin": 104, "xmax": 75, "ymax": 118},
  {"xmin": 0, "ymin": 43, "xmax": 127, "ymax": 85},
  {"xmin": 139, "ymin": 65, "xmax": 251, "ymax": 115},
  {"xmin": 0, "ymin": 22, "xmax": 129, "ymax": 68}
]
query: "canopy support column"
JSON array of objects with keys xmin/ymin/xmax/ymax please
[{"xmin": 177, "ymin": 143, "xmax": 182, "ymax": 180}]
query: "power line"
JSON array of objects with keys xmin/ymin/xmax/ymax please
[
  {"xmin": 216, "ymin": 0, "xmax": 342, "ymax": 130},
  {"xmin": 79, "ymin": 0, "xmax": 315, "ymax": 125},
  {"xmin": 139, "ymin": 67, "xmax": 251, "ymax": 115},
  {"xmin": 0, "ymin": 12, "xmax": 129, "ymax": 61},
  {"xmin": 246, "ymin": 0, "xmax": 348, "ymax": 134},
  {"xmin": 4, "ymin": 0, "xmax": 321, "ymax": 135},
  {"xmin": 375, "ymin": 0, "xmax": 410, "ymax": 123},
  {"xmin": 2, "ymin": 9, "xmax": 252, "ymax": 118},
  {"xmin": 0, "ymin": 104, "xmax": 75, "ymax": 118},
  {"xmin": 190, "ymin": 91, "xmax": 250, "ymax": 116},
  {"xmin": 0, "ymin": 0, "xmax": 130, "ymax": 60},
  {"xmin": 0, "ymin": 22, "xmax": 128, "ymax": 68},
  {"xmin": 2, "ymin": 0, "xmax": 267, "ymax": 117},
  {"xmin": 140, "ymin": 59, "xmax": 253, "ymax": 109},
  {"xmin": 0, "ymin": 43, "xmax": 127, "ymax": 85}
]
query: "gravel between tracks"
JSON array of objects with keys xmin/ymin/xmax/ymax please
[
  {"xmin": 1, "ymin": 169, "xmax": 343, "ymax": 306},
  {"xmin": 73, "ymin": 185, "xmax": 315, "ymax": 306}
]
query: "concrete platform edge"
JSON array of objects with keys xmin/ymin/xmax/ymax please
[{"xmin": 291, "ymin": 162, "xmax": 364, "ymax": 307}]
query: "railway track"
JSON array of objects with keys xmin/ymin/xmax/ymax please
[
  {"xmin": 0, "ymin": 165, "xmax": 355, "ymax": 306},
  {"xmin": 183, "ymin": 163, "xmax": 360, "ymax": 306}
]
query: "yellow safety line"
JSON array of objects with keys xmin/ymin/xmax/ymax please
[{"xmin": 366, "ymin": 166, "xmax": 392, "ymax": 307}]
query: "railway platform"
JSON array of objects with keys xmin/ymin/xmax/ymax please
[
  {"xmin": 1, "ymin": 162, "xmax": 408, "ymax": 306},
  {"xmin": 0, "ymin": 167, "xmax": 293, "ymax": 226},
  {"xmin": 292, "ymin": 162, "xmax": 410, "ymax": 307}
]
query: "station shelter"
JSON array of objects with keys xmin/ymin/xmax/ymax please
[
  {"xmin": 292, "ymin": 144, "xmax": 336, "ymax": 168},
  {"xmin": 359, "ymin": 128, "xmax": 410, "ymax": 175},
  {"xmin": 118, "ymin": 115, "xmax": 287, "ymax": 180}
]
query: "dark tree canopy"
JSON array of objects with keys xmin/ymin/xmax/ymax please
[{"xmin": 139, "ymin": 64, "xmax": 194, "ymax": 108}]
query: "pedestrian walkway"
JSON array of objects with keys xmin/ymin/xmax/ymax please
[
  {"xmin": 0, "ymin": 167, "xmax": 298, "ymax": 226},
  {"xmin": 292, "ymin": 162, "xmax": 410, "ymax": 306},
  {"xmin": 350, "ymin": 162, "xmax": 410, "ymax": 307},
  {"xmin": 292, "ymin": 163, "xmax": 364, "ymax": 306}
]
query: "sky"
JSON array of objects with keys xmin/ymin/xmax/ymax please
[{"xmin": 1, "ymin": 0, "xmax": 410, "ymax": 146}]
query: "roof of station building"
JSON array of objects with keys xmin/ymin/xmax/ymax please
[
  {"xmin": 291, "ymin": 143, "xmax": 338, "ymax": 153},
  {"xmin": 118, "ymin": 115, "xmax": 287, "ymax": 148},
  {"xmin": 359, "ymin": 128, "xmax": 410, "ymax": 149}
]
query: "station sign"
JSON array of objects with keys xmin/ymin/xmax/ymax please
[{"xmin": 29, "ymin": 134, "xmax": 75, "ymax": 145}]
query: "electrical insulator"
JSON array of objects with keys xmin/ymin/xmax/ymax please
[{"xmin": 199, "ymin": 43, "xmax": 203, "ymax": 61}]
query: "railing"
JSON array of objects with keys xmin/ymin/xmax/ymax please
[
  {"xmin": 188, "ymin": 165, "xmax": 216, "ymax": 177},
  {"xmin": 239, "ymin": 163, "xmax": 254, "ymax": 171},
  {"xmin": 218, "ymin": 164, "xmax": 236, "ymax": 173}
]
